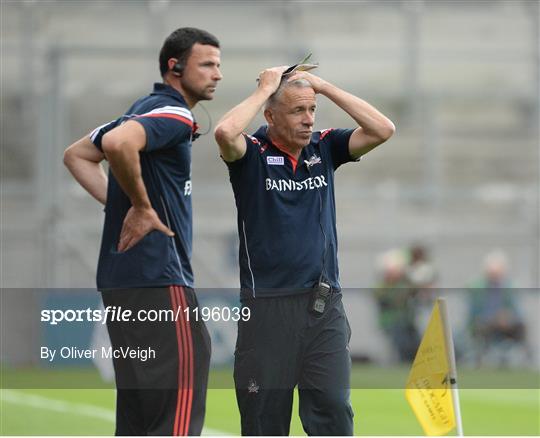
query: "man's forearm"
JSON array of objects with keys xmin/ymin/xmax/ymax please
[
  {"xmin": 319, "ymin": 82, "xmax": 394, "ymax": 138},
  {"xmin": 63, "ymin": 136, "xmax": 108, "ymax": 205},
  {"xmin": 101, "ymin": 121, "xmax": 152, "ymax": 210},
  {"xmin": 216, "ymin": 67, "xmax": 289, "ymax": 161},
  {"xmin": 104, "ymin": 147, "xmax": 152, "ymax": 209},
  {"xmin": 64, "ymin": 158, "xmax": 107, "ymax": 205},
  {"xmin": 69, "ymin": 161, "xmax": 108, "ymax": 205},
  {"xmin": 216, "ymin": 87, "xmax": 273, "ymax": 139}
]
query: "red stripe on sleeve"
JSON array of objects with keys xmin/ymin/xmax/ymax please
[
  {"xmin": 137, "ymin": 113, "xmax": 193, "ymax": 128},
  {"xmin": 319, "ymin": 128, "xmax": 335, "ymax": 140}
]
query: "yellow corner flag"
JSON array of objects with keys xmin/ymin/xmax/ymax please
[{"xmin": 405, "ymin": 299, "xmax": 460, "ymax": 436}]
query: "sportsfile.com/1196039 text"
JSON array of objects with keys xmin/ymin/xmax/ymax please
[{"xmin": 40, "ymin": 305, "xmax": 250, "ymax": 325}]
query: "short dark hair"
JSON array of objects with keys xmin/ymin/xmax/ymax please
[{"xmin": 159, "ymin": 27, "xmax": 220, "ymax": 77}]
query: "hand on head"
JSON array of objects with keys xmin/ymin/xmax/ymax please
[
  {"xmin": 286, "ymin": 71, "xmax": 326, "ymax": 94},
  {"xmin": 257, "ymin": 66, "xmax": 289, "ymax": 93}
]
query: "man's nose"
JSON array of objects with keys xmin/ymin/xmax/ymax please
[
  {"xmin": 302, "ymin": 112, "xmax": 314, "ymax": 126},
  {"xmin": 214, "ymin": 68, "xmax": 223, "ymax": 81}
]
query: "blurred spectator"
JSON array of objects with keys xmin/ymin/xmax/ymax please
[
  {"xmin": 406, "ymin": 244, "xmax": 437, "ymax": 297},
  {"xmin": 406, "ymin": 244, "xmax": 438, "ymax": 333},
  {"xmin": 407, "ymin": 245, "xmax": 432, "ymax": 279},
  {"xmin": 374, "ymin": 249, "xmax": 419, "ymax": 362},
  {"xmin": 467, "ymin": 250, "xmax": 526, "ymax": 367}
]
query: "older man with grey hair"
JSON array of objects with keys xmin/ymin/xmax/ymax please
[{"xmin": 215, "ymin": 64, "xmax": 395, "ymax": 435}]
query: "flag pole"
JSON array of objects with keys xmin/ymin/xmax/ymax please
[{"xmin": 437, "ymin": 298, "xmax": 464, "ymax": 436}]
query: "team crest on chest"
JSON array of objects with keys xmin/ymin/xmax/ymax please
[
  {"xmin": 267, "ymin": 156, "xmax": 284, "ymax": 166},
  {"xmin": 304, "ymin": 154, "xmax": 322, "ymax": 168}
]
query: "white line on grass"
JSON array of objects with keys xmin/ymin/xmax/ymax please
[
  {"xmin": 1, "ymin": 389, "xmax": 229, "ymax": 435},
  {"xmin": 460, "ymin": 389, "xmax": 540, "ymax": 406},
  {"xmin": 1, "ymin": 389, "xmax": 115, "ymax": 422}
]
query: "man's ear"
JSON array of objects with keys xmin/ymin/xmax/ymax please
[
  {"xmin": 168, "ymin": 58, "xmax": 182, "ymax": 77},
  {"xmin": 263, "ymin": 108, "xmax": 274, "ymax": 126}
]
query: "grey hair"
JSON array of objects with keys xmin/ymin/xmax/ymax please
[{"xmin": 265, "ymin": 78, "xmax": 313, "ymax": 110}]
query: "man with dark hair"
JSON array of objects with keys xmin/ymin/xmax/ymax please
[
  {"xmin": 215, "ymin": 66, "xmax": 394, "ymax": 435},
  {"xmin": 159, "ymin": 27, "xmax": 220, "ymax": 78},
  {"xmin": 64, "ymin": 27, "xmax": 222, "ymax": 435}
]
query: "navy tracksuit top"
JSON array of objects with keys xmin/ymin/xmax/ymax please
[
  {"xmin": 91, "ymin": 83, "xmax": 196, "ymax": 290},
  {"xmin": 226, "ymin": 126, "xmax": 356, "ymax": 299}
]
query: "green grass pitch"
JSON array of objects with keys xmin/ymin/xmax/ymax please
[{"xmin": 1, "ymin": 365, "xmax": 538, "ymax": 435}]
